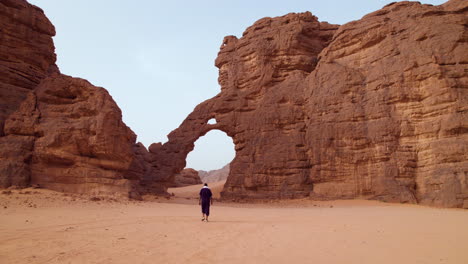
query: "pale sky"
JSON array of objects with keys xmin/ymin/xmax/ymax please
[{"xmin": 28, "ymin": 0, "xmax": 445, "ymax": 170}]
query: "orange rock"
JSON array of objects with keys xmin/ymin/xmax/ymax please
[
  {"xmin": 147, "ymin": 12, "xmax": 339, "ymax": 199},
  {"xmin": 304, "ymin": 0, "xmax": 468, "ymax": 208},
  {"xmin": 0, "ymin": 0, "xmax": 57, "ymax": 136},
  {"xmin": 1, "ymin": 0, "xmax": 466, "ymax": 207},
  {"xmin": 2, "ymin": 74, "xmax": 144, "ymax": 195},
  {"xmin": 150, "ymin": 0, "xmax": 467, "ymax": 207},
  {"xmin": 0, "ymin": 0, "xmax": 144, "ymax": 196},
  {"xmin": 170, "ymin": 168, "xmax": 202, "ymax": 187}
]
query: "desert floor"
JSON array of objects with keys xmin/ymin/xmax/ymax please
[{"xmin": 1, "ymin": 182, "xmax": 467, "ymax": 264}]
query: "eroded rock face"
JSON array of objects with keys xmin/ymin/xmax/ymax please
[
  {"xmin": 304, "ymin": 0, "xmax": 468, "ymax": 207},
  {"xmin": 151, "ymin": 0, "xmax": 467, "ymax": 207},
  {"xmin": 0, "ymin": 0, "xmax": 57, "ymax": 187},
  {"xmin": 0, "ymin": 0, "xmax": 57, "ymax": 136},
  {"xmin": 0, "ymin": 0, "xmax": 145, "ymax": 196},
  {"xmin": 2, "ymin": 74, "xmax": 144, "ymax": 195},
  {"xmin": 147, "ymin": 12, "xmax": 339, "ymax": 198},
  {"xmin": 171, "ymin": 168, "xmax": 202, "ymax": 187},
  {"xmin": 1, "ymin": 0, "xmax": 466, "ymax": 207}
]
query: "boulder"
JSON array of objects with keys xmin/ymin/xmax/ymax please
[{"xmin": 171, "ymin": 168, "xmax": 202, "ymax": 187}]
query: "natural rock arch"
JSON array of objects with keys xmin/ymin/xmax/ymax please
[
  {"xmin": 141, "ymin": 100, "xmax": 237, "ymax": 191},
  {"xmin": 1, "ymin": 0, "xmax": 466, "ymax": 208},
  {"xmin": 142, "ymin": 3, "xmax": 468, "ymax": 208},
  {"xmin": 144, "ymin": 89, "xmax": 315, "ymax": 199},
  {"xmin": 142, "ymin": 12, "xmax": 337, "ymax": 199},
  {"xmin": 1, "ymin": 0, "xmax": 466, "ymax": 207}
]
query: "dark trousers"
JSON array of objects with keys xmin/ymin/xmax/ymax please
[{"xmin": 201, "ymin": 200, "xmax": 210, "ymax": 216}]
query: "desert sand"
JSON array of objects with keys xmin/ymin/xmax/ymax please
[{"xmin": 1, "ymin": 182, "xmax": 467, "ymax": 264}]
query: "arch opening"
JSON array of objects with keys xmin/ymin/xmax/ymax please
[
  {"xmin": 185, "ymin": 129, "xmax": 234, "ymax": 186},
  {"xmin": 207, "ymin": 118, "xmax": 217, "ymax": 125}
]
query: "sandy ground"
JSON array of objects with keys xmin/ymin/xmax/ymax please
[
  {"xmin": 168, "ymin": 181, "xmax": 226, "ymax": 199},
  {"xmin": 1, "ymin": 183, "xmax": 467, "ymax": 264}
]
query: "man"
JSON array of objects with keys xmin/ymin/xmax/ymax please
[{"xmin": 199, "ymin": 183, "xmax": 213, "ymax": 222}]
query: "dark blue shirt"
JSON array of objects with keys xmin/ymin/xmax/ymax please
[{"xmin": 199, "ymin": 188, "xmax": 212, "ymax": 203}]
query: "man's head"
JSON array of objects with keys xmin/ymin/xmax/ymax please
[{"xmin": 204, "ymin": 183, "xmax": 208, "ymax": 186}]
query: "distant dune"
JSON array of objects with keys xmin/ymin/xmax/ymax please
[
  {"xmin": 198, "ymin": 164, "xmax": 230, "ymax": 183},
  {"xmin": 168, "ymin": 180, "xmax": 226, "ymax": 199}
]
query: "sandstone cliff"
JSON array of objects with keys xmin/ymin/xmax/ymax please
[
  {"xmin": 1, "ymin": 0, "xmax": 57, "ymax": 188},
  {"xmin": 1, "ymin": 0, "xmax": 466, "ymax": 207},
  {"xmin": 147, "ymin": 12, "xmax": 338, "ymax": 199},
  {"xmin": 0, "ymin": 0, "xmax": 57, "ymax": 137},
  {"xmin": 0, "ymin": 0, "xmax": 145, "ymax": 196},
  {"xmin": 151, "ymin": 0, "xmax": 467, "ymax": 207},
  {"xmin": 304, "ymin": 0, "xmax": 468, "ymax": 207}
]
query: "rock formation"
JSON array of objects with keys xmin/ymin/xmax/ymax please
[
  {"xmin": 199, "ymin": 164, "xmax": 230, "ymax": 183},
  {"xmin": 170, "ymin": 168, "xmax": 202, "ymax": 187},
  {"xmin": 0, "ymin": 0, "xmax": 145, "ymax": 196},
  {"xmin": 304, "ymin": 0, "xmax": 468, "ymax": 208},
  {"xmin": 149, "ymin": 0, "xmax": 467, "ymax": 207},
  {"xmin": 0, "ymin": 0, "xmax": 57, "ymax": 136},
  {"xmin": 1, "ymin": 0, "xmax": 57, "ymax": 188},
  {"xmin": 1, "ymin": 0, "xmax": 466, "ymax": 207},
  {"xmin": 147, "ymin": 12, "xmax": 339, "ymax": 199}
]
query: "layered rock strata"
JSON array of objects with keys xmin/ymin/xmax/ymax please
[
  {"xmin": 304, "ymin": 0, "xmax": 468, "ymax": 207},
  {"xmin": 0, "ymin": 0, "xmax": 145, "ymax": 196},
  {"xmin": 0, "ymin": 0, "xmax": 56, "ymax": 187},
  {"xmin": 1, "ymin": 0, "xmax": 466, "ymax": 207},
  {"xmin": 147, "ymin": 12, "xmax": 339, "ymax": 198},
  {"xmin": 151, "ymin": 0, "xmax": 467, "ymax": 207},
  {"xmin": 0, "ymin": 0, "xmax": 57, "ymax": 136}
]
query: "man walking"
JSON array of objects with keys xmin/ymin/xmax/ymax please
[{"xmin": 199, "ymin": 183, "xmax": 213, "ymax": 222}]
